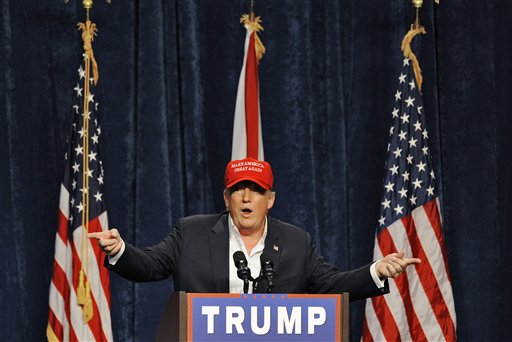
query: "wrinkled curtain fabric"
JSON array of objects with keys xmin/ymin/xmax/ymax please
[{"xmin": 1, "ymin": 0, "xmax": 510, "ymax": 341}]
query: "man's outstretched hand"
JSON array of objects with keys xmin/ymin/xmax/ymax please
[
  {"xmin": 376, "ymin": 251, "xmax": 421, "ymax": 279},
  {"xmin": 87, "ymin": 229, "xmax": 123, "ymax": 256}
]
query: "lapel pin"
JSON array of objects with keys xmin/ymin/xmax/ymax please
[{"xmin": 273, "ymin": 244, "xmax": 279, "ymax": 252}]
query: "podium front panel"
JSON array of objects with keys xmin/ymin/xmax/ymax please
[{"xmin": 187, "ymin": 293, "xmax": 346, "ymax": 341}]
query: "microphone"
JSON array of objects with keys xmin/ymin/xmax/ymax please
[
  {"xmin": 233, "ymin": 251, "xmax": 253, "ymax": 294},
  {"xmin": 260, "ymin": 252, "xmax": 275, "ymax": 293}
]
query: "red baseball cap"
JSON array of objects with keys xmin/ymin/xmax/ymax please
[{"xmin": 224, "ymin": 157, "xmax": 274, "ymax": 190}]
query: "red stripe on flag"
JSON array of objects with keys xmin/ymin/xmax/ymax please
[
  {"xmin": 69, "ymin": 320, "xmax": 79, "ymax": 342},
  {"xmin": 71, "ymin": 240, "xmax": 81, "ymax": 297},
  {"xmin": 377, "ymin": 228, "xmax": 428, "ymax": 341},
  {"xmin": 423, "ymin": 199, "xmax": 453, "ymax": 282},
  {"xmin": 52, "ymin": 259, "xmax": 70, "ymax": 300},
  {"xmin": 371, "ymin": 295, "xmax": 402, "ymax": 341},
  {"xmin": 86, "ymin": 284, "xmax": 109, "ymax": 342},
  {"xmin": 48, "ymin": 308, "xmax": 64, "ymax": 340},
  {"xmin": 401, "ymin": 214, "xmax": 456, "ymax": 341},
  {"xmin": 245, "ymin": 32, "xmax": 259, "ymax": 159},
  {"xmin": 377, "ymin": 226, "xmax": 395, "ymax": 255},
  {"xmin": 50, "ymin": 257, "xmax": 76, "ymax": 341},
  {"xmin": 88, "ymin": 216, "xmax": 111, "ymax": 306},
  {"xmin": 70, "ymin": 240, "xmax": 86, "ymax": 342},
  {"xmin": 57, "ymin": 209, "xmax": 69, "ymax": 245},
  {"xmin": 361, "ymin": 318, "xmax": 374, "ymax": 342},
  {"xmin": 50, "ymin": 260, "xmax": 79, "ymax": 342}
]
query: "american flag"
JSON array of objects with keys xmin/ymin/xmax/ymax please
[
  {"xmin": 362, "ymin": 57, "xmax": 457, "ymax": 341},
  {"xmin": 47, "ymin": 39, "xmax": 113, "ymax": 341},
  {"xmin": 231, "ymin": 14, "xmax": 265, "ymax": 160}
]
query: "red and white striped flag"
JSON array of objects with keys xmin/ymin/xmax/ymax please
[
  {"xmin": 231, "ymin": 14, "xmax": 265, "ymax": 160},
  {"xmin": 47, "ymin": 21, "xmax": 113, "ymax": 341},
  {"xmin": 362, "ymin": 28, "xmax": 456, "ymax": 341}
]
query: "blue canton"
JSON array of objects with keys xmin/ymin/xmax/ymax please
[
  {"xmin": 62, "ymin": 54, "xmax": 106, "ymax": 231},
  {"xmin": 378, "ymin": 58, "xmax": 436, "ymax": 230}
]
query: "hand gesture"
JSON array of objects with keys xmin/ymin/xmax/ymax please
[
  {"xmin": 87, "ymin": 228, "xmax": 123, "ymax": 256},
  {"xmin": 376, "ymin": 251, "xmax": 421, "ymax": 279}
]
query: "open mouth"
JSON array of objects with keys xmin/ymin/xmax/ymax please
[{"xmin": 241, "ymin": 208, "xmax": 253, "ymax": 215}]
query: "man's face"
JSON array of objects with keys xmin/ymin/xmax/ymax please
[{"xmin": 224, "ymin": 181, "xmax": 275, "ymax": 234}]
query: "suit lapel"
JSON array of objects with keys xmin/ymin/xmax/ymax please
[
  {"xmin": 263, "ymin": 217, "xmax": 282, "ymax": 276},
  {"xmin": 209, "ymin": 213, "xmax": 230, "ymax": 292}
]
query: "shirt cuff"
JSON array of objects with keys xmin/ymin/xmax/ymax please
[
  {"xmin": 107, "ymin": 240, "xmax": 126, "ymax": 265},
  {"xmin": 370, "ymin": 260, "xmax": 386, "ymax": 288}
]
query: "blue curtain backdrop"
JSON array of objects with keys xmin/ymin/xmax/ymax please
[{"xmin": 1, "ymin": 0, "xmax": 511, "ymax": 341}]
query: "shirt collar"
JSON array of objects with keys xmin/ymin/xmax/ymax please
[{"xmin": 228, "ymin": 215, "xmax": 268, "ymax": 253}]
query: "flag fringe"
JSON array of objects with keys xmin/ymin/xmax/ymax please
[
  {"xmin": 77, "ymin": 269, "xmax": 86, "ymax": 304},
  {"xmin": 240, "ymin": 14, "xmax": 266, "ymax": 62},
  {"xmin": 401, "ymin": 25, "xmax": 426, "ymax": 93},
  {"xmin": 82, "ymin": 279, "xmax": 93, "ymax": 322},
  {"xmin": 77, "ymin": 20, "xmax": 99, "ymax": 85},
  {"xmin": 46, "ymin": 323, "xmax": 59, "ymax": 342}
]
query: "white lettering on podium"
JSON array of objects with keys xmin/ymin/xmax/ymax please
[
  {"xmin": 226, "ymin": 306, "xmax": 245, "ymax": 334},
  {"xmin": 201, "ymin": 305, "xmax": 327, "ymax": 335},
  {"xmin": 251, "ymin": 306, "xmax": 271, "ymax": 335},
  {"xmin": 307, "ymin": 307, "xmax": 326, "ymax": 334},
  {"xmin": 277, "ymin": 306, "xmax": 301, "ymax": 334},
  {"xmin": 201, "ymin": 306, "xmax": 220, "ymax": 334}
]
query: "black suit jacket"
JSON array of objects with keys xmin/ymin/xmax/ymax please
[{"xmin": 108, "ymin": 212, "xmax": 388, "ymax": 301}]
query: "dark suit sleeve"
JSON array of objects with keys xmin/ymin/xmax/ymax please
[
  {"xmin": 105, "ymin": 219, "xmax": 184, "ymax": 282},
  {"xmin": 304, "ymin": 233, "xmax": 389, "ymax": 300}
]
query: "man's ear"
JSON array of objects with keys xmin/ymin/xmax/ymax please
[
  {"xmin": 266, "ymin": 191, "xmax": 276, "ymax": 210},
  {"xmin": 223, "ymin": 190, "xmax": 229, "ymax": 208}
]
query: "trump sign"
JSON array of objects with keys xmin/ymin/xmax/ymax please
[{"xmin": 187, "ymin": 293, "xmax": 346, "ymax": 341}]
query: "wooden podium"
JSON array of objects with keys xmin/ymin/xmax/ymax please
[{"xmin": 156, "ymin": 292, "xmax": 349, "ymax": 341}]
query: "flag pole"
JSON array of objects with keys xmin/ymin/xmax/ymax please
[
  {"xmin": 410, "ymin": 0, "xmax": 441, "ymax": 30},
  {"xmin": 411, "ymin": 0, "xmax": 422, "ymax": 29},
  {"xmin": 83, "ymin": 0, "xmax": 92, "ymax": 20},
  {"xmin": 63, "ymin": 0, "xmax": 113, "ymax": 12},
  {"xmin": 250, "ymin": 0, "xmax": 255, "ymax": 21},
  {"xmin": 77, "ymin": 2, "xmax": 95, "ymax": 323}
]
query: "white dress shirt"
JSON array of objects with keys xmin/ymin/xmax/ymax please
[{"xmin": 228, "ymin": 215, "xmax": 267, "ymax": 294}]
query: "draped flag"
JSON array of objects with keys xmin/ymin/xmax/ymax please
[
  {"xmin": 231, "ymin": 14, "xmax": 265, "ymax": 160},
  {"xmin": 47, "ymin": 21, "xmax": 113, "ymax": 341},
  {"xmin": 362, "ymin": 27, "xmax": 456, "ymax": 342}
]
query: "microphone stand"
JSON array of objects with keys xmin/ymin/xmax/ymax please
[{"xmin": 261, "ymin": 259, "xmax": 275, "ymax": 293}]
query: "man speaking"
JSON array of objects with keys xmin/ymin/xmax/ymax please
[{"xmin": 89, "ymin": 157, "xmax": 419, "ymax": 299}]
